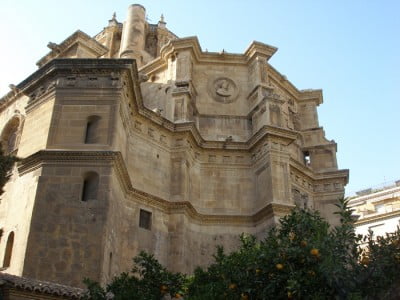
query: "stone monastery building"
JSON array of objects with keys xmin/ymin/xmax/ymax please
[{"xmin": 0, "ymin": 4, "xmax": 348, "ymax": 287}]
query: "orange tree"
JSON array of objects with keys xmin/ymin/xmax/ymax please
[
  {"xmin": 188, "ymin": 200, "xmax": 400, "ymax": 299},
  {"xmin": 83, "ymin": 252, "xmax": 187, "ymax": 300},
  {"xmin": 84, "ymin": 199, "xmax": 400, "ymax": 299}
]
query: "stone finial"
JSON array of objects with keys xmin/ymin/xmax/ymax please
[
  {"xmin": 108, "ymin": 12, "xmax": 118, "ymax": 26},
  {"xmin": 8, "ymin": 84, "xmax": 18, "ymax": 93},
  {"xmin": 158, "ymin": 13, "xmax": 166, "ymax": 28},
  {"xmin": 47, "ymin": 42, "xmax": 61, "ymax": 53}
]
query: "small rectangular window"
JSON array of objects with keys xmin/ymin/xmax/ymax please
[
  {"xmin": 303, "ymin": 151, "xmax": 311, "ymax": 166},
  {"xmin": 139, "ymin": 209, "xmax": 152, "ymax": 230},
  {"xmin": 374, "ymin": 204, "xmax": 385, "ymax": 213}
]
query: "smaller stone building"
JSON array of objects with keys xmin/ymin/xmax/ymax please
[{"xmin": 348, "ymin": 181, "xmax": 400, "ymax": 239}]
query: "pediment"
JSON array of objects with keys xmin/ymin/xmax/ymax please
[{"xmin": 36, "ymin": 30, "xmax": 108, "ymax": 67}]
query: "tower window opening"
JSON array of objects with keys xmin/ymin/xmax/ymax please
[
  {"xmin": 303, "ymin": 151, "xmax": 311, "ymax": 166},
  {"xmin": 84, "ymin": 115, "xmax": 101, "ymax": 144},
  {"xmin": 81, "ymin": 172, "xmax": 99, "ymax": 202}
]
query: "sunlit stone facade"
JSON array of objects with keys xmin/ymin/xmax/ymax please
[{"xmin": 0, "ymin": 4, "xmax": 348, "ymax": 287}]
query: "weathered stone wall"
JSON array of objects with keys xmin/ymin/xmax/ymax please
[
  {"xmin": 0, "ymin": 169, "xmax": 40, "ymax": 276},
  {"xmin": 101, "ymin": 174, "xmax": 171, "ymax": 283},
  {"xmin": 22, "ymin": 163, "xmax": 110, "ymax": 287},
  {"xmin": 17, "ymin": 97, "xmax": 54, "ymax": 158},
  {"xmin": 46, "ymin": 85, "xmax": 119, "ymax": 151},
  {"xmin": 193, "ymin": 64, "xmax": 250, "ymax": 116}
]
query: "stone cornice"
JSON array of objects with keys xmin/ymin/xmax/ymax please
[
  {"xmin": 244, "ymin": 41, "xmax": 278, "ymax": 62},
  {"xmin": 303, "ymin": 142, "xmax": 337, "ymax": 153},
  {"xmin": 36, "ymin": 30, "xmax": 109, "ymax": 67},
  {"xmin": 139, "ymin": 36, "xmax": 316, "ymax": 104},
  {"xmin": 267, "ymin": 65, "xmax": 301, "ymax": 99},
  {"xmin": 18, "ymin": 150, "xmax": 294, "ymax": 226},
  {"xmin": 140, "ymin": 37, "xmax": 278, "ymax": 75},
  {"xmin": 298, "ymin": 89, "xmax": 323, "ymax": 105},
  {"xmin": 266, "ymin": 66, "xmax": 323, "ymax": 105},
  {"xmin": 348, "ymin": 186, "xmax": 400, "ymax": 205},
  {"xmin": 289, "ymin": 157, "xmax": 349, "ymax": 184},
  {"xmin": 17, "ymin": 58, "xmax": 137, "ymax": 95},
  {"xmin": 355, "ymin": 210, "xmax": 400, "ymax": 226}
]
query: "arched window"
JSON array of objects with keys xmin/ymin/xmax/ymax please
[
  {"xmin": 1, "ymin": 117, "xmax": 21, "ymax": 154},
  {"xmin": 81, "ymin": 171, "xmax": 99, "ymax": 201},
  {"xmin": 3, "ymin": 231, "xmax": 14, "ymax": 268},
  {"xmin": 84, "ymin": 116, "xmax": 101, "ymax": 144}
]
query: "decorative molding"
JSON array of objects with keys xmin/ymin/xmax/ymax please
[
  {"xmin": 37, "ymin": 30, "xmax": 109, "ymax": 67},
  {"xmin": 207, "ymin": 77, "xmax": 239, "ymax": 103},
  {"xmin": 355, "ymin": 210, "xmax": 400, "ymax": 226},
  {"xmin": 18, "ymin": 150, "xmax": 294, "ymax": 226},
  {"xmin": 348, "ymin": 186, "xmax": 400, "ymax": 204}
]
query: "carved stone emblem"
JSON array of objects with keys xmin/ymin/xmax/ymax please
[{"xmin": 208, "ymin": 77, "xmax": 239, "ymax": 103}]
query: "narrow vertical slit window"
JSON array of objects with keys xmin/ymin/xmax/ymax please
[
  {"xmin": 108, "ymin": 252, "xmax": 113, "ymax": 276},
  {"xmin": 3, "ymin": 231, "xmax": 14, "ymax": 268}
]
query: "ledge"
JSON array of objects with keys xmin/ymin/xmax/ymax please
[{"xmin": 18, "ymin": 150, "xmax": 294, "ymax": 226}]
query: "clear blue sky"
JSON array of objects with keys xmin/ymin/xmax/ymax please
[{"xmin": 0, "ymin": 0, "xmax": 399, "ymax": 195}]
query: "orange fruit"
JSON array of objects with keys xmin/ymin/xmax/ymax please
[
  {"xmin": 310, "ymin": 248, "xmax": 319, "ymax": 256},
  {"xmin": 276, "ymin": 263, "xmax": 284, "ymax": 270},
  {"xmin": 175, "ymin": 293, "xmax": 182, "ymax": 298},
  {"xmin": 229, "ymin": 283, "xmax": 237, "ymax": 290}
]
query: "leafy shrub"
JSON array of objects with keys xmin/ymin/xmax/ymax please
[{"xmin": 84, "ymin": 252, "xmax": 187, "ymax": 300}]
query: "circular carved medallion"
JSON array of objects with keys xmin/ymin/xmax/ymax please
[{"xmin": 208, "ymin": 77, "xmax": 239, "ymax": 103}]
